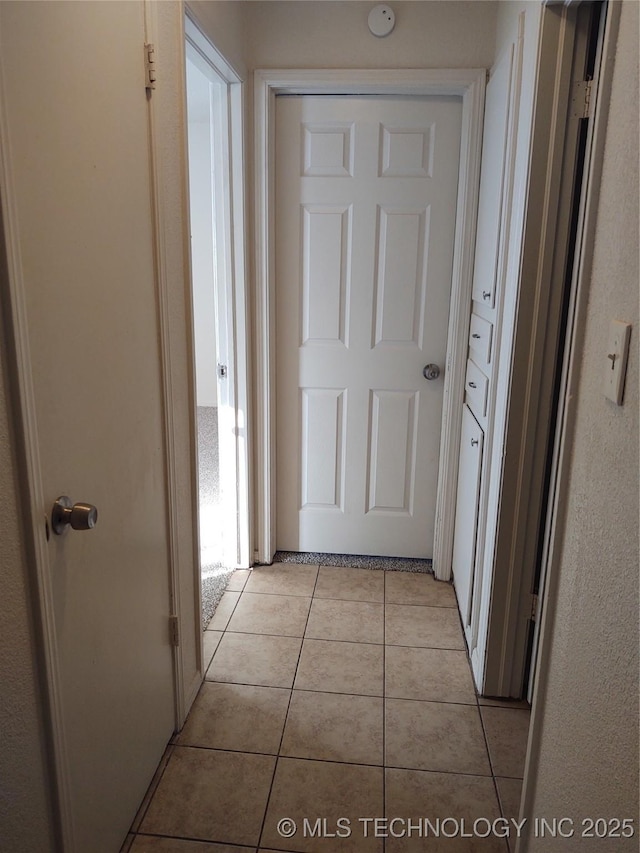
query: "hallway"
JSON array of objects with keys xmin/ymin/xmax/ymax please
[{"xmin": 123, "ymin": 564, "xmax": 530, "ymax": 852}]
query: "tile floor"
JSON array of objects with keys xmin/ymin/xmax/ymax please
[{"xmin": 122, "ymin": 563, "xmax": 530, "ymax": 853}]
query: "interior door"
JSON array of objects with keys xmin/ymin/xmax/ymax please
[
  {"xmin": 275, "ymin": 95, "xmax": 462, "ymax": 557},
  {"xmin": 0, "ymin": 3, "xmax": 175, "ymax": 850}
]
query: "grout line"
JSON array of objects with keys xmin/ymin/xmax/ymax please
[
  {"xmin": 168, "ymin": 743, "xmax": 497, "ymax": 779},
  {"xmin": 256, "ymin": 565, "xmax": 321, "ymax": 850},
  {"xmin": 205, "ymin": 627, "xmax": 467, "ymax": 652},
  {"xmin": 134, "ymin": 827, "xmax": 263, "ymax": 848},
  {"xmin": 200, "ymin": 676, "xmax": 480, "ymax": 707},
  {"xmin": 208, "ymin": 588, "xmax": 244, "ymax": 633},
  {"xmin": 129, "ymin": 742, "xmax": 175, "ymax": 835},
  {"xmin": 476, "ymin": 685, "xmax": 504, "ymax": 819}
]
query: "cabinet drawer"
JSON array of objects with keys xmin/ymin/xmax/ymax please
[
  {"xmin": 469, "ymin": 314, "xmax": 493, "ymax": 365},
  {"xmin": 464, "ymin": 358, "xmax": 489, "ymax": 418}
]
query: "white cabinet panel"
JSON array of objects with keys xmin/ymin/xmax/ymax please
[
  {"xmin": 471, "ymin": 44, "xmax": 515, "ymax": 309},
  {"xmin": 469, "ymin": 313, "xmax": 493, "ymax": 365},
  {"xmin": 452, "ymin": 405, "xmax": 484, "ymax": 629},
  {"xmin": 465, "ymin": 358, "xmax": 489, "ymax": 419}
]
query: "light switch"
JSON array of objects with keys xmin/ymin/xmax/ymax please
[{"xmin": 603, "ymin": 320, "xmax": 632, "ymax": 405}]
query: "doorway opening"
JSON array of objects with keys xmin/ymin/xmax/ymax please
[
  {"xmin": 186, "ymin": 56, "xmax": 228, "ymax": 624},
  {"xmin": 184, "ymin": 14, "xmax": 251, "ymax": 632}
]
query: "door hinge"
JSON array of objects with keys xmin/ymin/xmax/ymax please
[
  {"xmin": 217, "ymin": 363, "xmax": 228, "ymax": 379},
  {"xmin": 144, "ymin": 43, "xmax": 157, "ymax": 91},
  {"xmin": 530, "ymin": 593, "xmax": 539, "ymax": 622},
  {"xmin": 169, "ymin": 614, "xmax": 179, "ymax": 646},
  {"xmin": 569, "ymin": 79, "xmax": 592, "ymax": 120}
]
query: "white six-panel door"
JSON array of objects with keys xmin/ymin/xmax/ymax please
[{"xmin": 275, "ymin": 95, "xmax": 462, "ymax": 557}]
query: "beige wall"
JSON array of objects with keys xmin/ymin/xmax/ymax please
[
  {"xmin": 245, "ymin": 1, "xmax": 497, "ymax": 69},
  {"xmin": 190, "ymin": 1, "xmax": 498, "ymax": 72},
  {"xmin": 188, "ymin": 0, "xmax": 247, "ymax": 77},
  {"xmin": 0, "ymin": 304, "xmax": 55, "ymax": 848},
  {"xmin": 525, "ymin": 1, "xmax": 639, "ymax": 847}
]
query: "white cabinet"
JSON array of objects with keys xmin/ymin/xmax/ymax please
[
  {"xmin": 464, "ymin": 358, "xmax": 490, "ymax": 420},
  {"xmin": 452, "ymin": 405, "xmax": 484, "ymax": 631}
]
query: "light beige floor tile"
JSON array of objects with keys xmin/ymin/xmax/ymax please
[
  {"xmin": 385, "ymin": 646, "xmax": 476, "ymax": 704},
  {"xmin": 385, "ymin": 604, "xmax": 465, "ymax": 650},
  {"xmin": 207, "ymin": 591, "xmax": 240, "ymax": 631},
  {"xmin": 314, "ymin": 566, "xmax": 384, "ymax": 603},
  {"xmin": 385, "ymin": 572, "xmax": 457, "ymax": 608},
  {"xmin": 206, "ymin": 632, "xmax": 302, "ymax": 688},
  {"xmin": 226, "ymin": 569, "xmax": 251, "ymax": 592},
  {"xmin": 495, "ymin": 776, "xmax": 523, "ymax": 821},
  {"xmin": 203, "ymin": 631, "xmax": 223, "ymax": 670},
  {"xmin": 140, "ymin": 746, "xmax": 275, "ymax": 847},
  {"xmin": 177, "ymin": 682, "xmax": 290, "ymax": 754},
  {"xmin": 478, "ymin": 696, "xmax": 530, "ymax": 710},
  {"xmin": 294, "ymin": 639, "xmax": 383, "ymax": 697},
  {"xmin": 385, "ymin": 768, "xmax": 505, "ymax": 852},
  {"xmin": 385, "ymin": 698, "xmax": 491, "ymax": 776},
  {"xmin": 281, "ymin": 690, "xmax": 383, "ymax": 765},
  {"xmin": 261, "ymin": 757, "xmax": 384, "ymax": 852},
  {"xmin": 481, "ymin": 707, "xmax": 530, "ymax": 778},
  {"xmin": 227, "ymin": 592, "xmax": 311, "ymax": 637},
  {"xmin": 306, "ymin": 599, "xmax": 384, "ymax": 644},
  {"xmin": 245, "ymin": 563, "xmax": 319, "ymax": 597},
  {"xmin": 132, "ymin": 836, "xmax": 253, "ymax": 852}
]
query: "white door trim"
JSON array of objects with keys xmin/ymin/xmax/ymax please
[{"xmin": 254, "ymin": 68, "xmax": 486, "ymax": 570}]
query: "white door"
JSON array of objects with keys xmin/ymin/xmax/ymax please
[
  {"xmin": 451, "ymin": 405, "xmax": 484, "ymax": 630},
  {"xmin": 0, "ymin": 3, "xmax": 175, "ymax": 850},
  {"xmin": 275, "ymin": 95, "xmax": 462, "ymax": 557}
]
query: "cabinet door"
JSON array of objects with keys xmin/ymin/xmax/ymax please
[{"xmin": 452, "ymin": 405, "xmax": 484, "ymax": 630}]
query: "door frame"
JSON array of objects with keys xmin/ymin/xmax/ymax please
[
  {"xmin": 184, "ymin": 11, "xmax": 252, "ymax": 573},
  {"xmin": 481, "ymin": 1, "xmax": 605, "ymax": 699},
  {"xmin": 519, "ymin": 1, "xmax": 621, "ymax": 842},
  {"xmin": 254, "ymin": 68, "xmax": 486, "ymax": 570}
]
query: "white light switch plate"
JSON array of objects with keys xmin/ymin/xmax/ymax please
[{"xmin": 603, "ymin": 320, "xmax": 631, "ymax": 405}]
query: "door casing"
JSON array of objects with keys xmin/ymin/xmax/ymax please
[{"xmin": 253, "ymin": 68, "xmax": 486, "ymax": 573}]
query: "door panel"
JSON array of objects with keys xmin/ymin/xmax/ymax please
[
  {"xmin": 452, "ymin": 405, "xmax": 484, "ymax": 629},
  {"xmin": 367, "ymin": 389, "xmax": 418, "ymax": 514},
  {"xmin": 471, "ymin": 45, "xmax": 514, "ymax": 309},
  {"xmin": 0, "ymin": 2, "xmax": 175, "ymax": 849},
  {"xmin": 276, "ymin": 96, "xmax": 462, "ymax": 557}
]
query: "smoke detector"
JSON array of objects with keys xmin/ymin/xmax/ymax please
[{"xmin": 368, "ymin": 5, "xmax": 395, "ymax": 38}]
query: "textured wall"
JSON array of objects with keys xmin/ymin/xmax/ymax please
[
  {"xmin": 0, "ymin": 315, "xmax": 55, "ymax": 848},
  {"xmin": 245, "ymin": 0, "xmax": 497, "ymax": 69},
  {"xmin": 525, "ymin": 2, "xmax": 639, "ymax": 848}
]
